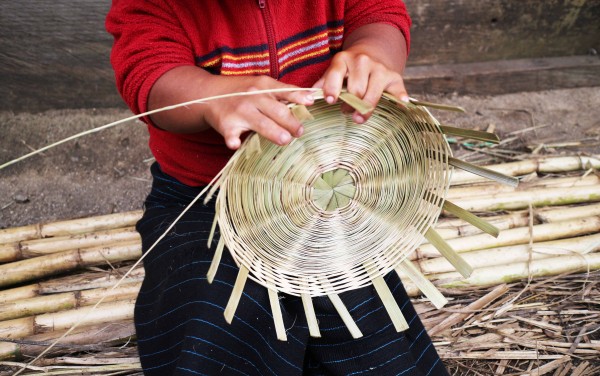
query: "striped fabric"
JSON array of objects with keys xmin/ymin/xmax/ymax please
[
  {"xmin": 197, "ymin": 21, "xmax": 344, "ymax": 78},
  {"xmin": 134, "ymin": 163, "xmax": 449, "ymax": 375}
]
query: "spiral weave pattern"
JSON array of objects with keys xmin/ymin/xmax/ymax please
[{"xmin": 215, "ymin": 97, "xmax": 452, "ymax": 296}]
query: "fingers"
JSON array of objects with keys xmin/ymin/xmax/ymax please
[{"xmin": 319, "ymin": 52, "xmax": 349, "ymax": 103}]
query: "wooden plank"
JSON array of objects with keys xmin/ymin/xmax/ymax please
[
  {"xmin": 404, "ymin": 0, "xmax": 600, "ymax": 65},
  {"xmin": 405, "ymin": 55, "xmax": 600, "ymax": 95}
]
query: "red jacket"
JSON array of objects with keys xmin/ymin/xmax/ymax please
[{"xmin": 106, "ymin": 0, "xmax": 411, "ymax": 186}]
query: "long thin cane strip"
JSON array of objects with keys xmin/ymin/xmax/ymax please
[
  {"xmin": 327, "ymin": 293, "xmax": 363, "ymax": 339},
  {"xmin": 439, "ymin": 125, "xmax": 500, "ymax": 144},
  {"xmin": 425, "ymin": 228, "xmax": 473, "ymax": 278},
  {"xmin": 443, "ymin": 200, "xmax": 500, "ymax": 238},
  {"xmin": 268, "ymin": 286, "xmax": 287, "ymax": 341},
  {"xmin": 371, "ymin": 275, "xmax": 409, "ymax": 332},
  {"xmin": 290, "ymin": 104, "xmax": 314, "ymax": 122},
  {"xmin": 449, "ymin": 157, "xmax": 519, "ymax": 187},
  {"xmin": 301, "ymin": 293, "xmax": 321, "ymax": 338},
  {"xmin": 224, "ymin": 266, "xmax": 249, "ymax": 324},
  {"xmin": 395, "ymin": 260, "xmax": 448, "ymax": 309},
  {"xmin": 207, "ymin": 237, "xmax": 225, "ymax": 284}
]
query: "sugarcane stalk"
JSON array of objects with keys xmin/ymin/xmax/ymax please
[
  {"xmin": 0, "ymin": 282, "xmax": 141, "ymax": 321},
  {"xmin": 0, "ymin": 242, "xmax": 141, "ymax": 288},
  {"xmin": 0, "ymin": 299, "xmax": 135, "ymax": 340},
  {"xmin": 0, "ymin": 227, "xmax": 140, "ymax": 263},
  {"xmin": 450, "ymin": 156, "xmax": 600, "ymax": 186},
  {"xmin": 0, "ymin": 321, "xmax": 135, "ymax": 360},
  {"xmin": 416, "ymin": 233, "xmax": 600, "ymax": 275},
  {"xmin": 0, "ymin": 211, "xmax": 142, "ymax": 246}
]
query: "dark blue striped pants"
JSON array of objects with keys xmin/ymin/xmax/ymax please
[{"xmin": 135, "ymin": 163, "xmax": 449, "ymax": 376}]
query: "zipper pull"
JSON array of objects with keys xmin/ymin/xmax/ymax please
[{"xmin": 258, "ymin": 0, "xmax": 265, "ymax": 9}]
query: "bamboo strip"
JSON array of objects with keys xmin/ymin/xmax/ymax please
[
  {"xmin": 207, "ymin": 237, "xmax": 225, "ymax": 284},
  {"xmin": 0, "ymin": 282, "xmax": 141, "ymax": 321},
  {"xmin": 416, "ymin": 233, "xmax": 600, "ymax": 275},
  {"xmin": 450, "ymin": 156, "xmax": 600, "ymax": 186},
  {"xmin": 0, "ymin": 321, "xmax": 136, "ymax": 360},
  {"xmin": 0, "ymin": 211, "xmax": 142, "ymax": 246},
  {"xmin": 449, "ymin": 157, "xmax": 519, "ymax": 187},
  {"xmin": 522, "ymin": 355, "xmax": 571, "ymax": 376},
  {"xmin": 267, "ymin": 287, "xmax": 287, "ymax": 341},
  {"xmin": 424, "ymin": 229, "xmax": 473, "ymax": 278},
  {"xmin": 434, "ymin": 211, "xmax": 529, "ymax": 240},
  {"xmin": 301, "ymin": 293, "xmax": 320, "ymax": 338},
  {"xmin": 338, "ymin": 92, "xmax": 373, "ymax": 115},
  {"xmin": 0, "ymin": 299, "xmax": 135, "ymax": 340},
  {"xmin": 442, "ymin": 200, "xmax": 499, "ymax": 237},
  {"xmin": 408, "ymin": 99, "xmax": 466, "ymax": 113},
  {"xmin": 0, "ymin": 227, "xmax": 140, "ymax": 263},
  {"xmin": 327, "ymin": 293, "xmax": 363, "ymax": 339},
  {"xmin": 224, "ymin": 266, "xmax": 249, "ymax": 324},
  {"xmin": 439, "ymin": 125, "xmax": 500, "ymax": 143},
  {"xmin": 437, "ymin": 351, "xmax": 564, "ymax": 360},
  {"xmin": 433, "ymin": 253, "xmax": 600, "ymax": 288},
  {"xmin": 451, "ymin": 186, "xmax": 600, "ymax": 212},
  {"xmin": 290, "ymin": 104, "xmax": 314, "ymax": 122},
  {"xmin": 0, "ymin": 242, "xmax": 142, "ymax": 288},
  {"xmin": 428, "ymin": 284, "xmax": 508, "ymax": 336},
  {"xmin": 417, "ymin": 216, "xmax": 600, "ymax": 258},
  {"xmin": 395, "ymin": 260, "xmax": 448, "ymax": 309},
  {"xmin": 371, "ymin": 275, "xmax": 409, "ymax": 332}
]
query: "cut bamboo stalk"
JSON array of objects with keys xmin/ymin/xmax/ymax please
[
  {"xmin": 451, "ymin": 185, "xmax": 600, "ymax": 212},
  {"xmin": 0, "ymin": 242, "xmax": 142, "ymax": 288},
  {"xmin": 442, "ymin": 200, "xmax": 499, "ymax": 237},
  {"xmin": 536, "ymin": 202, "xmax": 600, "ymax": 223},
  {"xmin": 450, "ymin": 156, "xmax": 600, "ymax": 186},
  {"xmin": 446, "ymin": 175, "xmax": 600, "ymax": 200},
  {"xmin": 224, "ymin": 266, "xmax": 249, "ymax": 324},
  {"xmin": 0, "ymin": 299, "xmax": 135, "ymax": 340},
  {"xmin": 449, "ymin": 157, "xmax": 519, "ymax": 187},
  {"xmin": 0, "ymin": 282, "xmax": 141, "ymax": 321},
  {"xmin": 424, "ymin": 228, "xmax": 473, "ymax": 278},
  {"xmin": 428, "ymin": 284, "xmax": 508, "ymax": 336},
  {"xmin": 0, "ymin": 321, "xmax": 136, "ymax": 360},
  {"xmin": 0, "ymin": 227, "xmax": 140, "ymax": 263},
  {"xmin": 38, "ymin": 265, "xmax": 144, "ymax": 295},
  {"xmin": 0, "ymin": 210, "xmax": 142, "ymax": 245},
  {"xmin": 416, "ymin": 233, "xmax": 600, "ymax": 275},
  {"xmin": 439, "ymin": 125, "xmax": 499, "ymax": 143},
  {"xmin": 207, "ymin": 237, "xmax": 225, "ymax": 284},
  {"xmin": 395, "ymin": 260, "xmax": 448, "ymax": 309},
  {"xmin": 433, "ymin": 252, "xmax": 600, "ymax": 289},
  {"xmin": 267, "ymin": 286, "xmax": 287, "ymax": 341},
  {"xmin": 301, "ymin": 293, "xmax": 321, "ymax": 338},
  {"xmin": 327, "ymin": 293, "xmax": 363, "ymax": 339},
  {"xmin": 418, "ymin": 216, "xmax": 600, "ymax": 258}
]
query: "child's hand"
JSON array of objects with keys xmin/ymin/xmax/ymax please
[
  {"xmin": 202, "ymin": 75, "xmax": 314, "ymax": 150},
  {"xmin": 312, "ymin": 24, "xmax": 409, "ymax": 123}
]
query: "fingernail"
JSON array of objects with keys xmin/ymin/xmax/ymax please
[
  {"xmin": 354, "ymin": 114, "xmax": 365, "ymax": 123},
  {"xmin": 279, "ymin": 132, "xmax": 291, "ymax": 145},
  {"xmin": 305, "ymin": 95, "xmax": 314, "ymax": 102},
  {"xmin": 326, "ymin": 96, "xmax": 335, "ymax": 104},
  {"xmin": 401, "ymin": 96, "xmax": 410, "ymax": 103},
  {"xmin": 296, "ymin": 126, "xmax": 304, "ymax": 137}
]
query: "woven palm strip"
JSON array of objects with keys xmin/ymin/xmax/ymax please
[{"xmin": 213, "ymin": 95, "xmax": 452, "ymax": 297}]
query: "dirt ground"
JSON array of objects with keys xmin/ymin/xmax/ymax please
[{"xmin": 0, "ymin": 86, "xmax": 599, "ymax": 229}]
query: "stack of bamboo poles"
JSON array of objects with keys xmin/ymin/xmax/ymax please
[{"xmin": 0, "ymin": 155, "xmax": 598, "ymax": 375}]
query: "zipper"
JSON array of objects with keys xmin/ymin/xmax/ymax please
[{"xmin": 258, "ymin": 0, "xmax": 279, "ymax": 78}]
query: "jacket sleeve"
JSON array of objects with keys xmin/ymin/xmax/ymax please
[
  {"xmin": 343, "ymin": 0, "xmax": 411, "ymax": 53},
  {"xmin": 106, "ymin": 0, "xmax": 195, "ymax": 115}
]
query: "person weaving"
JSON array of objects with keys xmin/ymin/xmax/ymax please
[{"xmin": 107, "ymin": 1, "xmax": 449, "ymax": 374}]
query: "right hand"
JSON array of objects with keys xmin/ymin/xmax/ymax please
[{"xmin": 202, "ymin": 75, "xmax": 314, "ymax": 150}]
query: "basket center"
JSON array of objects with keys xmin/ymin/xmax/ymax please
[{"xmin": 311, "ymin": 168, "xmax": 356, "ymax": 211}]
